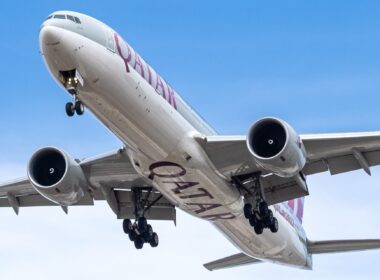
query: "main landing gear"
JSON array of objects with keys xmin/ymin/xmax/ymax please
[
  {"xmin": 122, "ymin": 187, "xmax": 160, "ymax": 249},
  {"xmin": 233, "ymin": 173, "xmax": 279, "ymax": 235},
  {"xmin": 243, "ymin": 200, "xmax": 278, "ymax": 235},
  {"xmin": 123, "ymin": 217, "xmax": 159, "ymax": 249}
]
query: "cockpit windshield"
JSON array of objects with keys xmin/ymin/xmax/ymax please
[{"xmin": 47, "ymin": 14, "xmax": 81, "ymax": 24}]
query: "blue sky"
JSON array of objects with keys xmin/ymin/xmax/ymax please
[{"xmin": 1, "ymin": 1, "xmax": 380, "ymax": 279}]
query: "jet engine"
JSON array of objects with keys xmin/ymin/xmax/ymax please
[
  {"xmin": 27, "ymin": 147, "xmax": 87, "ymax": 206},
  {"xmin": 246, "ymin": 117, "xmax": 306, "ymax": 177}
]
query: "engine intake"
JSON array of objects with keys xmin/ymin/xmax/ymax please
[
  {"xmin": 27, "ymin": 147, "xmax": 87, "ymax": 206},
  {"xmin": 250, "ymin": 119, "xmax": 287, "ymax": 158},
  {"xmin": 247, "ymin": 117, "xmax": 306, "ymax": 177}
]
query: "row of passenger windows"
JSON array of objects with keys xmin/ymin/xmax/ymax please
[{"xmin": 46, "ymin": 14, "xmax": 81, "ymax": 24}]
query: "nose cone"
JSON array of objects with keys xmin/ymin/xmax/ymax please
[{"xmin": 39, "ymin": 26, "xmax": 64, "ymax": 46}]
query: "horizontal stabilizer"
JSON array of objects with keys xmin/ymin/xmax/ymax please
[
  {"xmin": 204, "ymin": 253, "xmax": 262, "ymax": 271},
  {"xmin": 308, "ymin": 239, "xmax": 380, "ymax": 254}
]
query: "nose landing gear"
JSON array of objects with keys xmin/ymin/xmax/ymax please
[{"xmin": 59, "ymin": 70, "xmax": 85, "ymax": 117}]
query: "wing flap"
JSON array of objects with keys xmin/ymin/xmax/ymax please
[
  {"xmin": 204, "ymin": 253, "xmax": 262, "ymax": 271},
  {"xmin": 308, "ymin": 239, "xmax": 380, "ymax": 254}
]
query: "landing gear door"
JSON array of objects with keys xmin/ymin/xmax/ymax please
[{"xmin": 105, "ymin": 28, "xmax": 115, "ymax": 52}]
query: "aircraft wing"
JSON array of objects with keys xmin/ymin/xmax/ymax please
[
  {"xmin": 0, "ymin": 149, "xmax": 176, "ymax": 222},
  {"xmin": 196, "ymin": 132, "xmax": 380, "ymax": 204}
]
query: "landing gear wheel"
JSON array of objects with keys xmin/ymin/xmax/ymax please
[
  {"xmin": 258, "ymin": 201, "xmax": 269, "ymax": 217},
  {"xmin": 143, "ymin": 224, "xmax": 153, "ymax": 240},
  {"xmin": 270, "ymin": 217, "xmax": 279, "ymax": 233},
  {"xmin": 244, "ymin": 203, "xmax": 253, "ymax": 219},
  {"xmin": 134, "ymin": 236, "xmax": 144, "ymax": 249},
  {"xmin": 149, "ymin": 232, "xmax": 159, "ymax": 247},
  {"xmin": 129, "ymin": 231, "xmax": 137, "ymax": 242},
  {"xmin": 138, "ymin": 217, "xmax": 148, "ymax": 232},
  {"xmin": 249, "ymin": 215, "xmax": 257, "ymax": 227},
  {"xmin": 265, "ymin": 210, "xmax": 274, "ymax": 227},
  {"xmin": 254, "ymin": 223, "xmax": 264, "ymax": 235},
  {"xmin": 123, "ymin": 219, "xmax": 133, "ymax": 234},
  {"xmin": 65, "ymin": 102, "xmax": 75, "ymax": 117},
  {"xmin": 75, "ymin": 100, "xmax": 84, "ymax": 115}
]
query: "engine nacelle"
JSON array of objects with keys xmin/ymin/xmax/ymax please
[
  {"xmin": 247, "ymin": 117, "xmax": 306, "ymax": 177},
  {"xmin": 27, "ymin": 147, "xmax": 87, "ymax": 206}
]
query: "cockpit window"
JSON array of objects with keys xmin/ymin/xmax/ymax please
[
  {"xmin": 54, "ymin": 14, "xmax": 66, "ymax": 19},
  {"xmin": 74, "ymin": 17, "xmax": 81, "ymax": 24},
  {"xmin": 46, "ymin": 15, "xmax": 53, "ymax": 20},
  {"xmin": 67, "ymin": 15, "xmax": 75, "ymax": 22}
]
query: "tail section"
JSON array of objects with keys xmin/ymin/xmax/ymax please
[{"xmin": 204, "ymin": 239, "xmax": 380, "ymax": 271}]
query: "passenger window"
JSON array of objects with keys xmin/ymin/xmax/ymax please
[
  {"xmin": 74, "ymin": 17, "xmax": 81, "ymax": 24},
  {"xmin": 54, "ymin": 14, "xmax": 66, "ymax": 19},
  {"xmin": 67, "ymin": 15, "xmax": 75, "ymax": 22}
]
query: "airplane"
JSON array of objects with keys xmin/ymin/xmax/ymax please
[{"xmin": 1, "ymin": 10, "xmax": 380, "ymax": 271}]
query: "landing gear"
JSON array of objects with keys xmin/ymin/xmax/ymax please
[
  {"xmin": 233, "ymin": 172, "xmax": 279, "ymax": 235},
  {"xmin": 122, "ymin": 218, "xmax": 159, "ymax": 249},
  {"xmin": 122, "ymin": 187, "xmax": 161, "ymax": 249},
  {"xmin": 65, "ymin": 96, "xmax": 84, "ymax": 117},
  {"xmin": 60, "ymin": 70, "xmax": 85, "ymax": 117}
]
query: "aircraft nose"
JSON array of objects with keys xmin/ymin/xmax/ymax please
[{"xmin": 39, "ymin": 26, "xmax": 64, "ymax": 46}]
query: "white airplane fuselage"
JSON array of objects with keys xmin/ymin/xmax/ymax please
[{"xmin": 40, "ymin": 11, "xmax": 310, "ymax": 268}]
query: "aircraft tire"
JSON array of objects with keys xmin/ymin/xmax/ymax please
[
  {"xmin": 65, "ymin": 102, "xmax": 75, "ymax": 117},
  {"xmin": 75, "ymin": 101, "xmax": 84, "ymax": 115},
  {"xmin": 249, "ymin": 215, "xmax": 257, "ymax": 227},
  {"xmin": 258, "ymin": 201, "xmax": 269, "ymax": 217},
  {"xmin": 149, "ymin": 232, "xmax": 159, "ymax": 247},
  {"xmin": 134, "ymin": 236, "xmax": 144, "ymax": 249},
  {"xmin": 244, "ymin": 203, "xmax": 253, "ymax": 219},
  {"xmin": 143, "ymin": 224, "xmax": 153, "ymax": 240},
  {"xmin": 129, "ymin": 231, "xmax": 137, "ymax": 242},
  {"xmin": 254, "ymin": 223, "xmax": 264, "ymax": 235},
  {"xmin": 270, "ymin": 217, "xmax": 279, "ymax": 233},
  {"xmin": 123, "ymin": 219, "xmax": 133, "ymax": 234}
]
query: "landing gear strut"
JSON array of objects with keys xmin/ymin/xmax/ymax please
[
  {"xmin": 233, "ymin": 173, "xmax": 279, "ymax": 235},
  {"xmin": 122, "ymin": 187, "xmax": 160, "ymax": 249}
]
